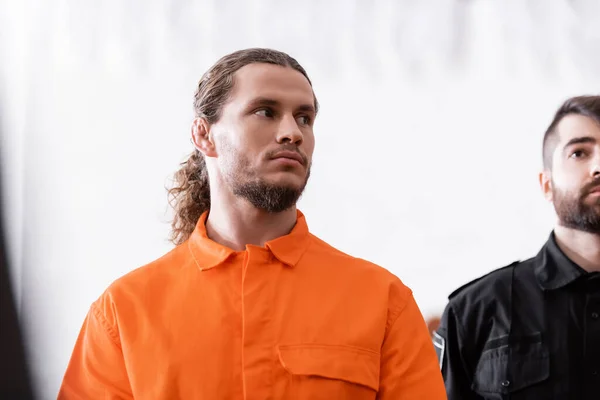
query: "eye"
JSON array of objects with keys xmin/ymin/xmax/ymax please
[
  {"xmin": 255, "ymin": 108, "xmax": 274, "ymax": 118},
  {"xmin": 570, "ymin": 149, "xmax": 587, "ymax": 159},
  {"xmin": 296, "ymin": 115, "xmax": 311, "ymax": 126}
]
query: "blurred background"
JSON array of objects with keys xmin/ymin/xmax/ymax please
[{"xmin": 1, "ymin": 0, "xmax": 599, "ymax": 398}]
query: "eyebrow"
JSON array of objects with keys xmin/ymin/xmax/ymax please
[
  {"xmin": 563, "ymin": 136, "xmax": 597, "ymax": 151},
  {"xmin": 247, "ymin": 97, "xmax": 316, "ymax": 114}
]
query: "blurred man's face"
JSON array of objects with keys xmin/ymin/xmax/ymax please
[
  {"xmin": 210, "ymin": 63, "xmax": 316, "ymax": 212},
  {"xmin": 541, "ymin": 114, "xmax": 600, "ymax": 233}
]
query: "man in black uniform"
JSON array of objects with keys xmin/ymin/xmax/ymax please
[{"xmin": 435, "ymin": 95, "xmax": 600, "ymax": 399}]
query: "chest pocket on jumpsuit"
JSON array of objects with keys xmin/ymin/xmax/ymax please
[{"xmin": 277, "ymin": 344, "xmax": 380, "ymax": 399}]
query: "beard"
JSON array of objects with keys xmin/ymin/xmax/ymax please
[
  {"xmin": 552, "ymin": 178, "xmax": 600, "ymax": 234},
  {"xmin": 231, "ymin": 169, "xmax": 310, "ymax": 213},
  {"xmin": 220, "ymin": 141, "xmax": 311, "ymax": 213}
]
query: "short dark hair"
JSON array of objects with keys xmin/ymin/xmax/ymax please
[{"xmin": 542, "ymin": 95, "xmax": 600, "ymax": 169}]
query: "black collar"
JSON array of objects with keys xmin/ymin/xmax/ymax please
[{"xmin": 534, "ymin": 232, "xmax": 589, "ymax": 290}]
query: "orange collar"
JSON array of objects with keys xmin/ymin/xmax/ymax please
[{"xmin": 188, "ymin": 210, "xmax": 311, "ymax": 271}]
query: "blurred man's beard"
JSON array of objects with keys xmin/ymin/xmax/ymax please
[{"xmin": 552, "ymin": 181, "xmax": 600, "ymax": 234}]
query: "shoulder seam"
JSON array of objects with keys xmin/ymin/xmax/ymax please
[
  {"xmin": 386, "ymin": 286, "xmax": 412, "ymax": 332},
  {"xmin": 449, "ymin": 261, "xmax": 520, "ymax": 299},
  {"xmin": 448, "ymin": 303, "xmax": 469, "ymax": 343},
  {"xmin": 91, "ymin": 302, "xmax": 122, "ymax": 349}
]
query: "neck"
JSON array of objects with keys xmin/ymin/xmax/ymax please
[
  {"xmin": 205, "ymin": 186, "xmax": 298, "ymax": 251},
  {"xmin": 553, "ymin": 225, "xmax": 600, "ymax": 272}
]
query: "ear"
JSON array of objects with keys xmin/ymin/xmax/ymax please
[
  {"xmin": 191, "ymin": 117, "xmax": 217, "ymax": 158},
  {"xmin": 539, "ymin": 169, "xmax": 553, "ymax": 202}
]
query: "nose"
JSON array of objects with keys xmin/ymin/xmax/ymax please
[
  {"xmin": 591, "ymin": 152, "xmax": 600, "ymax": 178},
  {"xmin": 276, "ymin": 114, "xmax": 303, "ymax": 145}
]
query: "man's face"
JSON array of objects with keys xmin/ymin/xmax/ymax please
[
  {"xmin": 209, "ymin": 63, "xmax": 316, "ymax": 212},
  {"xmin": 541, "ymin": 114, "xmax": 600, "ymax": 233}
]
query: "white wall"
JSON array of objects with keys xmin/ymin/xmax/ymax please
[{"xmin": 1, "ymin": 0, "xmax": 599, "ymax": 398}]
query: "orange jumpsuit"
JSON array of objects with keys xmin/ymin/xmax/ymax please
[{"xmin": 59, "ymin": 211, "xmax": 446, "ymax": 399}]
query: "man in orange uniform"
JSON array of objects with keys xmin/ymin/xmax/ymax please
[{"xmin": 59, "ymin": 48, "xmax": 446, "ymax": 399}]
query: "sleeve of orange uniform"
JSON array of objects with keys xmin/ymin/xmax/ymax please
[
  {"xmin": 377, "ymin": 293, "xmax": 448, "ymax": 400},
  {"xmin": 57, "ymin": 302, "xmax": 133, "ymax": 400}
]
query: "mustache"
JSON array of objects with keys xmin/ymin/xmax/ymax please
[
  {"xmin": 582, "ymin": 177, "xmax": 600, "ymax": 195},
  {"xmin": 267, "ymin": 145, "xmax": 309, "ymax": 166}
]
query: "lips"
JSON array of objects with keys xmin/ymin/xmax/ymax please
[
  {"xmin": 585, "ymin": 182, "xmax": 600, "ymax": 197},
  {"xmin": 271, "ymin": 150, "xmax": 305, "ymax": 165},
  {"xmin": 589, "ymin": 186, "xmax": 600, "ymax": 194}
]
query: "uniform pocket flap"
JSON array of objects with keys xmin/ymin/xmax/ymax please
[
  {"xmin": 277, "ymin": 344, "xmax": 380, "ymax": 391},
  {"xmin": 472, "ymin": 337, "xmax": 549, "ymax": 395}
]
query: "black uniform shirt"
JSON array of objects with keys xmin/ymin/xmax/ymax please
[{"xmin": 435, "ymin": 232, "xmax": 600, "ymax": 399}]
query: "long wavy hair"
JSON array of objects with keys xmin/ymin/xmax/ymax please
[{"xmin": 167, "ymin": 48, "xmax": 319, "ymax": 245}]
